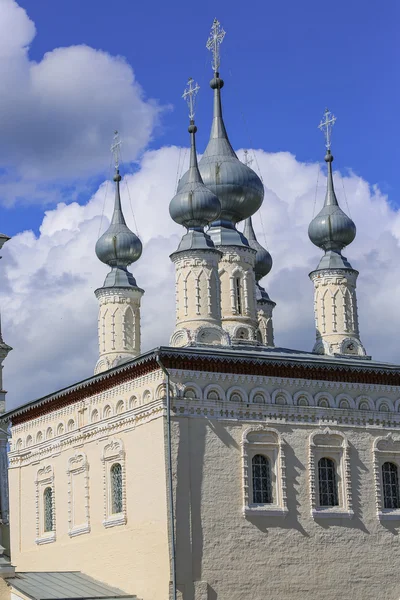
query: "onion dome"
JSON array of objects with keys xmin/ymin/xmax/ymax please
[
  {"xmin": 197, "ymin": 74, "xmax": 264, "ymax": 228},
  {"xmin": 309, "ymin": 150, "xmax": 356, "ymax": 256},
  {"xmin": 243, "ymin": 216, "xmax": 272, "ymax": 281},
  {"xmin": 169, "ymin": 121, "xmax": 221, "ymax": 233},
  {"xmin": 96, "ymin": 169, "xmax": 142, "ymax": 287}
]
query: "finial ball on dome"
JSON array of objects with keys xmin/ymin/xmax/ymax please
[{"xmin": 210, "ymin": 75, "xmax": 224, "ymax": 89}]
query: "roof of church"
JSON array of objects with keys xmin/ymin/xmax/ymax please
[
  {"xmin": 4, "ymin": 344, "xmax": 400, "ymax": 425},
  {"xmin": 7, "ymin": 571, "xmax": 136, "ymax": 600}
]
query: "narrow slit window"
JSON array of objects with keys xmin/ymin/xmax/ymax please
[
  {"xmin": 43, "ymin": 487, "xmax": 54, "ymax": 532},
  {"xmin": 382, "ymin": 462, "xmax": 400, "ymax": 509},
  {"xmin": 235, "ymin": 277, "xmax": 242, "ymax": 315},
  {"xmin": 252, "ymin": 454, "xmax": 272, "ymax": 504},
  {"xmin": 318, "ymin": 457, "xmax": 339, "ymax": 507},
  {"xmin": 110, "ymin": 463, "xmax": 123, "ymax": 514}
]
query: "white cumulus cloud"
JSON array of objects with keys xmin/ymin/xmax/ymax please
[
  {"xmin": 1, "ymin": 146, "xmax": 400, "ymax": 409},
  {"xmin": 0, "ymin": 0, "xmax": 162, "ymax": 204}
]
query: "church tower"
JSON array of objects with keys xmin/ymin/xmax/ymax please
[
  {"xmin": 243, "ymin": 216, "xmax": 275, "ymax": 346},
  {"xmin": 94, "ymin": 133, "xmax": 144, "ymax": 373},
  {"xmin": 308, "ymin": 110, "xmax": 366, "ymax": 356},
  {"xmin": 169, "ymin": 79, "xmax": 228, "ymax": 347},
  {"xmin": 179, "ymin": 19, "xmax": 264, "ymax": 344}
]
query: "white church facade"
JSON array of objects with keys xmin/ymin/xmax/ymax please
[{"xmin": 1, "ymin": 18, "xmax": 400, "ymax": 600}]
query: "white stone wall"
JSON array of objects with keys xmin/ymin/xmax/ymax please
[
  {"xmin": 218, "ymin": 246, "xmax": 259, "ymax": 342},
  {"xmin": 8, "ymin": 370, "xmax": 170, "ymax": 600},
  {"xmin": 94, "ymin": 287, "xmax": 143, "ymax": 374},
  {"xmin": 169, "ymin": 371, "xmax": 400, "ymax": 600},
  {"xmin": 310, "ymin": 268, "xmax": 366, "ymax": 356},
  {"xmin": 257, "ymin": 301, "xmax": 274, "ymax": 346},
  {"xmin": 170, "ymin": 250, "xmax": 227, "ymax": 347}
]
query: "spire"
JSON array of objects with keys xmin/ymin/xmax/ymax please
[
  {"xmin": 308, "ymin": 109, "xmax": 356, "ymax": 270},
  {"xmin": 169, "ymin": 78, "xmax": 221, "ymax": 251},
  {"xmin": 191, "ymin": 18, "xmax": 264, "ymax": 246},
  {"xmin": 95, "ymin": 132, "xmax": 142, "ymax": 287}
]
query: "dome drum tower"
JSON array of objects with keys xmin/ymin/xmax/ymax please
[
  {"xmin": 169, "ymin": 79, "xmax": 228, "ymax": 348},
  {"xmin": 308, "ymin": 111, "xmax": 366, "ymax": 357},
  {"xmin": 95, "ymin": 137, "xmax": 144, "ymax": 374}
]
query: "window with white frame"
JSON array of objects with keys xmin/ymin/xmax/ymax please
[
  {"xmin": 373, "ymin": 434, "xmax": 400, "ymax": 520},
  {"xmin": 309, "ymin": 428, "xmax": 353, "ymax": 519},
  {"xmin": 67, "ymin": 452, "xmax": 90, "ymax": 537},
  {"xmin": 35, "ymin": 465, "xmax": 56, "ymax": 544},
  {"xmin": 242, "ymin": 426, "xmax": 288, "ymax": 517},
  {"xmin": 102, "ymin": 438, "xmax": 126, "ymax": 528}
]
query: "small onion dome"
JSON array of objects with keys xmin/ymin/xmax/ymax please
[
  {"xmin": 244, "ymin": 216, "xmax": 272, "ymax": 281},
  {"xmin": 308, "ymin": 151, "xmax": 356, "ymax": 252},
  {"xmin": 178, "ymin": 75, "xmax": 264, "ymax": 225},
  {"xmin": 96, "ymin": 170, "xmax": 142, "ymax": 268},
  {"xmin": 170, "ymin": 121, "xmax": 221, "ymax": 229}
]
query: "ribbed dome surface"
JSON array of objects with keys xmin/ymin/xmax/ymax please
[
  {"xmin": 244, "ymin": 217, "xmax": 272, "ymax": 281},
  {"xmin": 308, "ymin": 151, "xmax": 356, "ymax": 252},
  {"xmin": 170, "ymin": 123, "xmax": 221, "ymax": 229},
  {"xmin": 96, "ymin": 172, "xmax": 142, "ymax": 268}
]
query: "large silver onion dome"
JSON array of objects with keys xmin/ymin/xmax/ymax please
[
  {"xmin": 170, "ymin": 122, "xmax": 221, "ymax": 229},
  {"xmin": 96, "ymin": 171, "xmax": 143, "ymax": 268},
  {"xmin": 178, "ymin": 75, "xmax": 264, "ymax": 226},
  {"xmin": 244, "ymin": 216, "xmax": 272, "ymax": 281},
  {"xmin": 308, "ymin": 151, "xmax": 356, "ymax": 252}
]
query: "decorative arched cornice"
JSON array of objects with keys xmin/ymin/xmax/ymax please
[
  {"xmin": 227, "ymin": 385, "xmax": 247, "ymax": 403},
  {"xmin": 293, "ymin": 390, "xmax": 314, "ymax": 407},
  {"xmin": 376, "ymin": 397, "xmax": 394, "ymax": 412},
  {"xmin": 249, "ymin": 387, "xmax": 271, "ymax": 404},
  {"xmin": 204, "ymin": 383, "xmax": 226, "ymax": 402},
  {"xmin": 272, "ymin": 389, "xmax": 292, "ymax": 406},
  {"xmin": 335, "ymin": 393, "xmax": 356, "ymax": 409}
]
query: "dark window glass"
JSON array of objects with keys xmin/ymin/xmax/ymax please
[
  {"xmin": 235, "ymin": 278, "xmax": 242, "ymax": 315},
  {"xmin": 252, "ymin": 454, "xmax": 272, "ymax": 504},
  {"xmin": 111, "ymin": 463, "xmax": 123, "ymax": 514},
  {"xmin": 43, "ymin": 487, "xmax": 53, "ymax": 532},
  {"xmin": 382, "ymin": 462, "xmax": 400, "ymax": 509},
  {"xmin": 318, "ymin": 457, "xmax": 339, "ymax": 507}
]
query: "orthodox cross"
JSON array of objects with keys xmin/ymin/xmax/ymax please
[
  {"xmin": 243, "ymin": 149, "xmax": 253, "ymax": 168},
  {"xmin": 111, "ymin": 130, "xmax": 122, "ymax": 169},
  {"xmin": 206, "ymin": 18, "xmax": 226, "ymax": 73},
  {"xmin": 182, "ymin": 78, "xmax": 200, "ymax": 120},
  {"xmin": 318, "ymin": 108, "xmax": 336, "ymax": 150}
]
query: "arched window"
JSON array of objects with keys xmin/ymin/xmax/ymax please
[
  {"xmin": 43, "ymin": 487, "xmax": 54, "ymax": 532},
  {"xmin": 110, "ymin": 463, "xmax": 123, "ymax": 514},
  {"xmin": 67, "ymin": 419, "xmax": 75, "ymax": 432},
  {"xmin": 235, "ymin": 277, "xmax": 242, "ymax": 315},
  {"xmin": 91, "ymin": 409, "xmax": 99, "ymax": 423},
  {"xmin": 252, "ymin": 454, "xmax": 272, "ymax": 504},
  {"xmin": 382, "ymin": 462, "xmax": 400, "ymax": 509},
  {"xmin": 116, "ymin": 400, "xmax": 124, "ymax": 415},
  {"xmin": 318, "ymin": 457, "xmax": 339, "ymax": 507}
]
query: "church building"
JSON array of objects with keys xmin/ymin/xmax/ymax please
[{"xmin": 1, "ymin": 18, "xmax": 400, "ymax": 600}]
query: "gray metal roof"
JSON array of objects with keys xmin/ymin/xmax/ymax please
[
  {"xmin": 308, "ymin": 150, "xmax": 356, "ymax": 270},
  {"xmin": 243, "ymin": 216, "xmax": 272, "ymax": 281},
  {"xmin": 5, "ymin": 344, "xmax": 400, "ymax": 423},
  {"xmin": 7, "ymin": 571, "xmax": 136, "ymax": 600},
  {"xmin": 95, "ymin": 169, "xmax": 142, "ymax": 290}
]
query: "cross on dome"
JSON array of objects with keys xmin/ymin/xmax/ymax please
[
  {"xmin": 318, "ymin": 108, "xmax": 336, "ymax": 150},
  {"xmin": 206, "ymin": 18, "xmax": 226, "ymax": 73},
  {"xmin": 182, "ymin": 78, "xmax": 200, "ymax": 120},
  {"xmin": 243, "ymin": 150, "xmax": 253, "ymax": 168},
  {"xmin": 110, "ymin": 130, "xmax": 122, "ymax": 170}
]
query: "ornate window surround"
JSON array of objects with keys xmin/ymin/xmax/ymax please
[
  {"xmin": 67, "ymin": 452, "xmax": 90, "ymax": 537},
  {"xmin": 241, "ymin": 426, "xmax": 288, "ymax": 517},
  {"xmin": 309, "ymin": 428, "xmax": 353, "ymax": 519},
  {"xmin": 101, "ymin": 438, "xmax": 127, "ymax": 528},
  {"xmin": 35, "ymin": 464, "xmax": 56, "ymax": 545},
  {"xmin": 373, "ymin": 433, "xmax": 400, "ymax": 520}
]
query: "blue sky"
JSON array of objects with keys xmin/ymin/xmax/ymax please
[{"xmin": 4, "ymin": 0, "xmax": 399, "ymax": 238}]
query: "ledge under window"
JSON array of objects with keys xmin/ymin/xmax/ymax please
[
  {"xmin": 378, "ymin": 510, "xmax": 400, "ymax": 521},
  {"xmin": 35, "ymin": 532, "xmax": 56, "ymax": 545},
  {"xmin": 103, "ymin": 513, "xmax": 126, "ymax": 528},
  {"xmin": 68, "ymin": 524, "xmax": 90, "ymax": 538},
  {"xmin": 243, "ymin": 505, "xmax": 288, "ymax": 517},
  {"xmin": 312, "ymin": 508, "xmax": 354, "ymax": 519}
]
